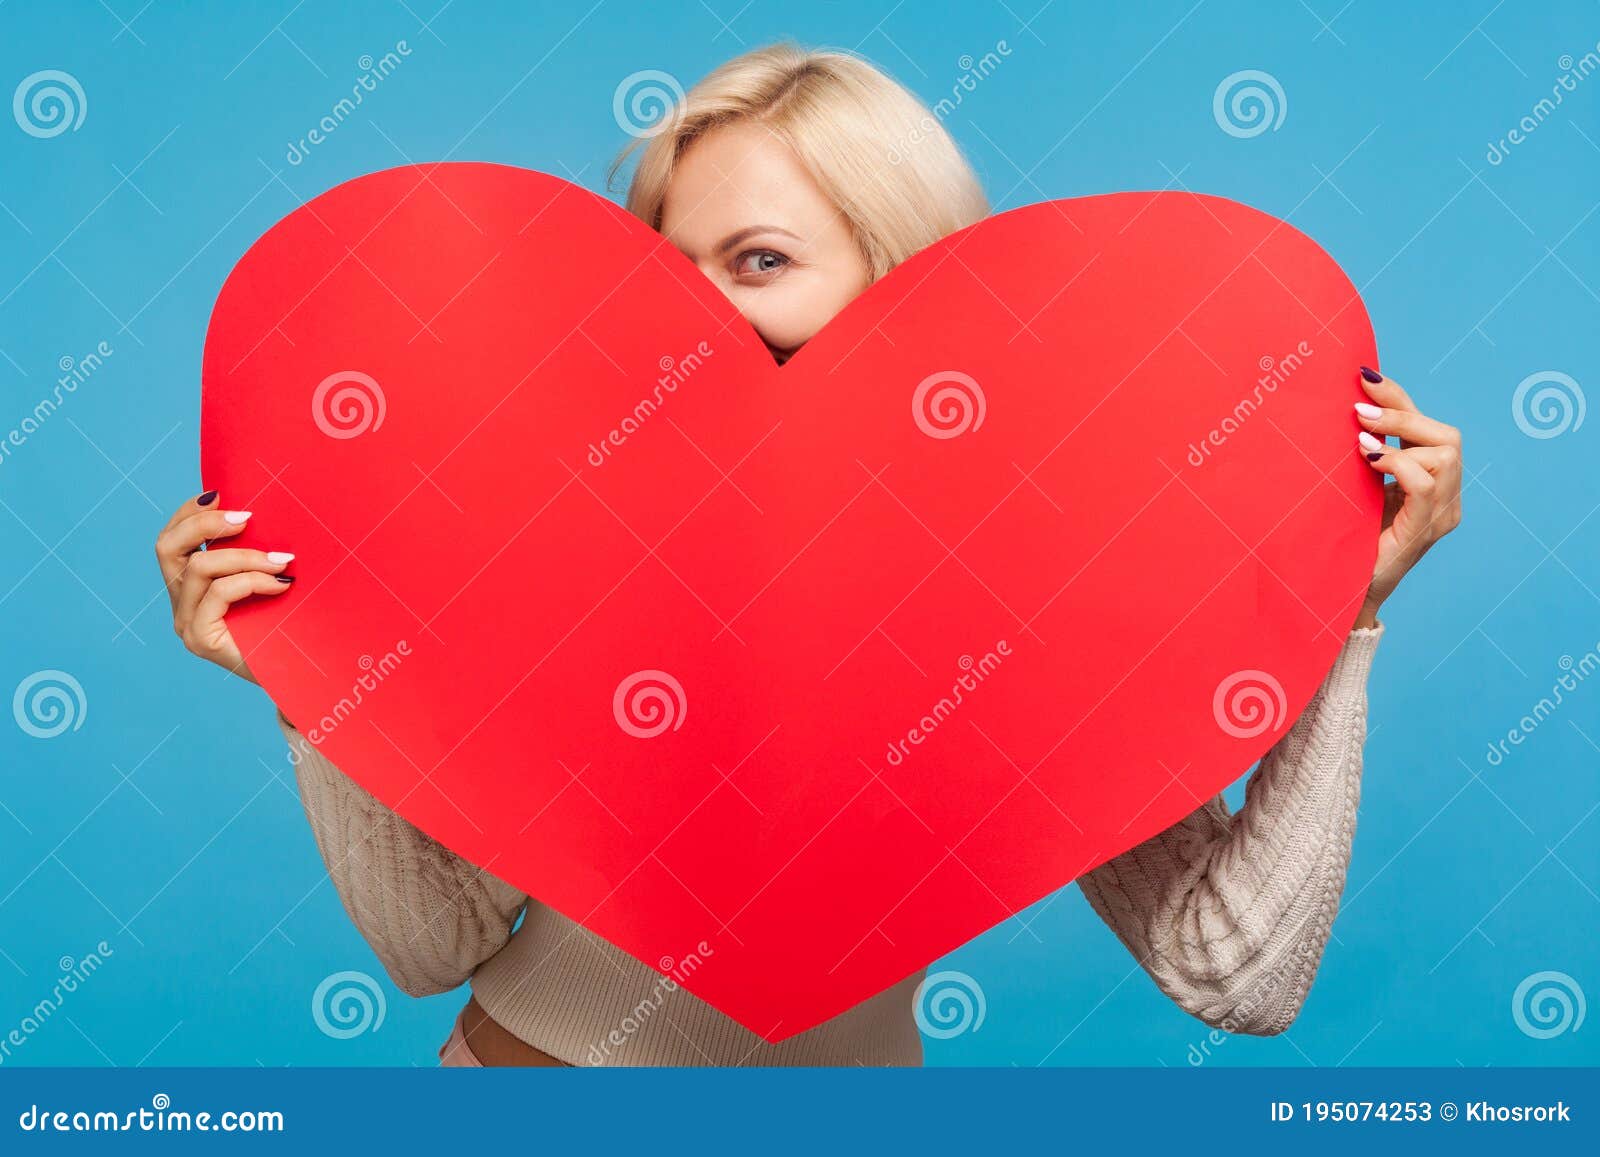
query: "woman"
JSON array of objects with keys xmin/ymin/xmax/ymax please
[{"xmin": 155, "ymin": 44, "xmax": 1463, "ymax": 1065}]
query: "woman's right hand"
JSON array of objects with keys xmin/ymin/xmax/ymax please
[{"xmin": 155, "ymin": 491, "xmax": 295, "ymax": 684}]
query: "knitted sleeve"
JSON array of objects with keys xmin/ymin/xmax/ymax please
[
  {"xmin": 277, "ymin": 711, "xmax": 527, "ymax": 997},
  {"xmin": 1076, "ymin": 624, "xmax": 1383, "ymax": 1035}
]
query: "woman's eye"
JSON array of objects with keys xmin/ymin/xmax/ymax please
[{"xmin": 733, "ymin": 249, "xmax": 790, "ymax": 278}]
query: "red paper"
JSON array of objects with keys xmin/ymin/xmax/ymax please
[{"xmin": 202, "ymin": 164, "xmax": 1381, "ymax": 1040}]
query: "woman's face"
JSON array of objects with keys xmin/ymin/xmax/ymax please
[{"xmin": 659, "ymin": 121, "xmax": 871, "ymax": 364}]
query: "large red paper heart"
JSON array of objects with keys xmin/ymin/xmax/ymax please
[{"xmin": 202, "ymin": 164, "xmax": 1379, "ymax": 1040}]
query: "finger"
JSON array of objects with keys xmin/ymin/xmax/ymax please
[
  {"xmin": 175, "ymin": 546, "xmax": 291, "ymax": 625},
  {"xmin": 1393, "ymin": 444, "xmax": 1462, "ymax": 477},
  {"xmin": 182, "ymin": 571, "xmax": 293, "ymax": 672},
  {"xmin": 1361, "ymin": 439, "xmax": 1437, "ymax": 505},
  {"xmin": 175, "ymin": 549, "xmax": 293, "ymax": 633},
  {"xmin": 1395, "ymin": 445, "xmax": 1463, "ymax": 535},
  {"xmin": 1359, "ymin": 366, "xmax": 1420, "ymax": 415},
  {"xmin": 154, "ymin": 508, "xmax": 254, "ymax": 583},
  {"xmin": 185, "ymin": 571, "xmax": 293, "ymax": 650},
  {"xmin": 182, "ymin": 548, "xmax": 295, "ymax": 583},
  {"xmin": 161, "ymin": 489, "xmax": 221, "ymax": 535},
  {"xmin": 1354, "ymin": 402, "xmax": 1460, "ymax": 449}
]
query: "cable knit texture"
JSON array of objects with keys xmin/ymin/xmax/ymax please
[
  {"xmin": 281, "ymin": 625, "xmax": 1381, "ymax": 1064},
  {"xmin": 1077, "ymin": 624, "xmax": 1380, "ymax": 1035}
]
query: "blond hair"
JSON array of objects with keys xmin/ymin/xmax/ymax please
[{"xmin": 614, "ymin": 43, "xmax": 988, "ymax": 280}]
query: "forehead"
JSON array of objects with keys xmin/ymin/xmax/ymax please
[{"xmin": 659, "ymin": 122, "xmax": 839, "ymax": 255}]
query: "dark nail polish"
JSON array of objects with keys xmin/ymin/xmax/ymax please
[
  {"xmin": 197, "ymin": 489, "xmax": 218, "ymax": 506},
  {"xmin": 275, "ymin": 575, "xmax": 295, "ymax": 584},
  {"xmin": 1366, "ymin": 452, "xmax": 1384, "ymax": 461},
  {"xmin": 1360, "ymin": 366, "xmax": 1382, "ymax": 384}
]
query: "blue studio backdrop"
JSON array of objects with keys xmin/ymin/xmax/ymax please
[{"xmin": 0, "ymin": 0, "xmax": 1596, "ymax": 1070}]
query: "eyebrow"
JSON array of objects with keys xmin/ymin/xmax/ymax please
[{"xmin": 714, "ymin": 225, "xmax": 803, "ymax": 255}]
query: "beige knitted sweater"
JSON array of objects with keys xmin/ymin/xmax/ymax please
[{"xmin": 280, "ymin": 625, "xmax": 1382, "ymax": 1066}]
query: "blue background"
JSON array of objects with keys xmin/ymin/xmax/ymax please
[{"xmin": 0, "ymin": 0, "xmax": 1595, "ymax": 1068}]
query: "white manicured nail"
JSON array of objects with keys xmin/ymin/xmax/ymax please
[
  {"xmin": 1358, "ymin": 431, "xmax": 1385, "ymax": 452},
  {"xmin": 223, "ymin": 510, "xmax": 252, "ymax": 524},
  {"xmin": 1354, "ymin": 402, "xmax": 1382, "ymax": 419},
  {"xmin": 266, "ymin": 552, "xmax": 295, "ymax": 564}
]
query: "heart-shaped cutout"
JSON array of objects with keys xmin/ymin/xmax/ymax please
[{"xmin": 202, "ymin": 164, "xmax": 1379, "ymax": 1039}]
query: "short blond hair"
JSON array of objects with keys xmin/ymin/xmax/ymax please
[{"xmin": 615, "ymin": 43, "xmax": 989, "ymax": 280}]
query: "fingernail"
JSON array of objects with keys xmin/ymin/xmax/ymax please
[
  {"xmin": 197, "ymin": 489, "xmax": 218, "ymax": 506},
  {"xmin": 1354, "ymin": 402, "xmax": 1382, "ymax": 419},
  {"xmin": 275, "ymin": 575, "xmax": 295, "ymax": 584},
  {"xmin": 1358, "ymin": 431, "xmax": 1385, "ymax": 452},
  {"xmin": 223, "ymin": 510, "xmax": 252, "ymax": 525},
  {"xmin": 266, "ymin": 551, "xmax": 295, "ymax": 565},
  {"xmin": 1360, "ymin": 366, "xmax": 1383, "ymax": 384},
  {"xmin": 1366, "ymin": 452, "xmax": 1384, "ymax": 462}
]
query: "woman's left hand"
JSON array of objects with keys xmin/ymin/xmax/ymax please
[{"xmin": 1351, "ymin": 366, "xmax": 1463, "ymax": 628}]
